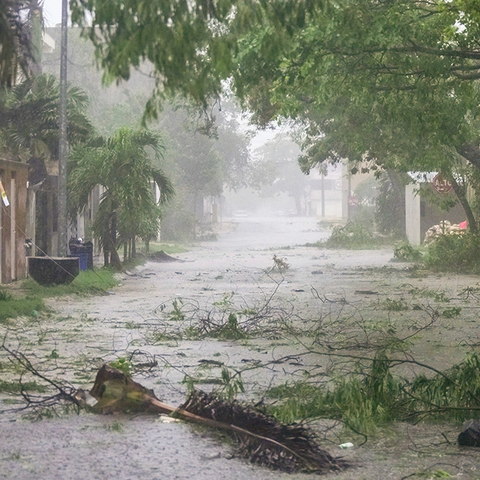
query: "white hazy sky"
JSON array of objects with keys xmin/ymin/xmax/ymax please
[{"xmin": 43, "ymin": 0, "xmax": 64, "ymax": 27}]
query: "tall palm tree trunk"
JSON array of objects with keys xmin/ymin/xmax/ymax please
[{"xmin": 109, "ymin": 211, "xmax": 122, "ymax": 268}]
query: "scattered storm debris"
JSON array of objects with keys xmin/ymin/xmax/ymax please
[{"xmin": 79, "ymin": 364, "xmax": 347, "ymax": 474}]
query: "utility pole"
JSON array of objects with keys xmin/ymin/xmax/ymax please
[{"xmin": 57, "ymin": 0, "xmax": 68, "ymax": 256}]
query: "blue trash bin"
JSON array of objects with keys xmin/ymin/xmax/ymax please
[
  {"xmin": 77, "ymin": 253, "xmax": 88, "ymax": 271},
  {"xmin": 68, "ymin": 253, "xmax": 88, "ymax": 271},
  {"xmin": 70, "ymin": 242, "xmax": 93, "ymax": 270}
]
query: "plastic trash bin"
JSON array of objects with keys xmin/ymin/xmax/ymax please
[{"xmin": 68, "ymin": 253, "xmax": 88, "ymax": 271}]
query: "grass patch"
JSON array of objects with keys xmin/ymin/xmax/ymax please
[
  {"xmin": 0, "ymin": 269, "xmax": 117, "ymax": 322},
  {"xmin": 0, "ymin": 295, "xmax": 47, "ymax": 323},
  {"xmin": 22, "ymin": 268, "xmax": 118, "ymax": 297},
  {"xmin": 0, "ymin": 289, "xmax": 12, "ymax": 301}
]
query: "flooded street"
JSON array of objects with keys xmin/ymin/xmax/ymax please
[{"xmin": 1, "ymin": 216, "xmax": 480, "ymax": 479}]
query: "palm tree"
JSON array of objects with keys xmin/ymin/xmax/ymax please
[
  {"xmin": 0, "ymin": 73, "xmax": 92, "ymax": 161},
  {"xmin": 68, "ymin": 128, "xmax": 174, "ymax": 268},
  {"xmin": 0, "ymin": 73, "xmax": 93, "ymax": 255}
]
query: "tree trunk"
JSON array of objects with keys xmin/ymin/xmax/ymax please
[
  {"xmin": 109, "ymin": 243, "xmax": 122, "ymax": 270},
  {"xmin": 105, "ymin": 211, "xmax": 122, "ymax": 269},
  {"xmin": 457, "ymin": 143, "xmax": 480, "ymax": 171},
  {"xmin": 449, "ymin": 175, "xmax": 478, "ymax": 233},
  {"xmin": 103, "ymin": 218, "xmax": 110, "ymax": 266},
  {"xmin": 110, "ymin": 212, "xmax": 117, "ymax": 265}
]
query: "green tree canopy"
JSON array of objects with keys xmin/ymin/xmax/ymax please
[
  {"xmin": 70, "ymin": 0, "xmax": 480, "ymax": 229},
  {"xmin": 231, "ymin": 0, "xmax": 480, "ymax": 230},
  {"xmin": 69, "ymin": 1, "xmax": 480, "ymax": 112},
  {"xmin": 70, "ymin": 0, "xmax": 322, "ymax": 119}
]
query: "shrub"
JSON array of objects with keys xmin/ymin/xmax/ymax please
[
  {"xmin": 0, "ymin": 290, "xmax": 12, "ymax": 301},
  {"xmin": 393, "ymin": 243, "xmax": 423, "ymax": 262},
  {"xmin": 267, "ymin": 352, "xmax": 480, "ymax": 433},
  {"xmin": 161, "ymin": 205, "xmax": 196, "ymax": 242},
  {"xmin": 323, "ymin": 222, "xmax": 377, "ymax": 249},
  {"xmin": 424, "ymin": 233, "xmax": 480, "ymax": 273}
]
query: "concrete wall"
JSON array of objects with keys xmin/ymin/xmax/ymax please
[
  {"xmin": 405, "ymin": 184, "xmax": 421, "ymax": 245},
  {"xmin": 420, "ymin": 185, "xmax": 466, "ymax": 239},
  {"xmin": 405, "ymin": 183, "xmax": 467, "ymax": 245}
]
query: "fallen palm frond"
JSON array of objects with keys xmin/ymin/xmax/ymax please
[
  {"xmin": 86, "ymin": 364, "xmax": 346, "ymax": 474},
  {"xmin": 147, "ymin": 250, "xmax": 185, "ymax": 262},
  {"xmin": 180, "ymin": 389, "xmax": 345, "ymax": 473}
]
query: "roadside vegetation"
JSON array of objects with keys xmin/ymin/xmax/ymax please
[
  {"xmin": 0, "ymin": 268, "xmax": 118, "ymax": 323},
  {"xmin": 309, "ymin": 222, "xmax": 392, "ymax": 250},
  {"xmin": 22, "ymin": 268, "xmax": 118, "ymax": 297},
  {"xmin": 0, "ymin": 290, "xmax": 46, "ymax": 324},
  {"xmin": 315, "ymin": 219, "xmax": 480, "ymax": 276},
  {"xmin": 423, "ymin": 233, "xmax": 480, "ymax": 274}
]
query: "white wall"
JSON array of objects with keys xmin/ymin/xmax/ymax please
[{"xmin": 405, "ymin": 184, "xmax": 421, "ymax": 245}]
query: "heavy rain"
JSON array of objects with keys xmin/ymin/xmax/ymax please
[{"xmin": 1, "ymin": 1, "xmax": 480, "ymax": 479}]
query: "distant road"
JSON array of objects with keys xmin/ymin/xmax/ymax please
[{"xmin": 217, "ymin": 216, "xmax": 330, "ymax": 249}]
